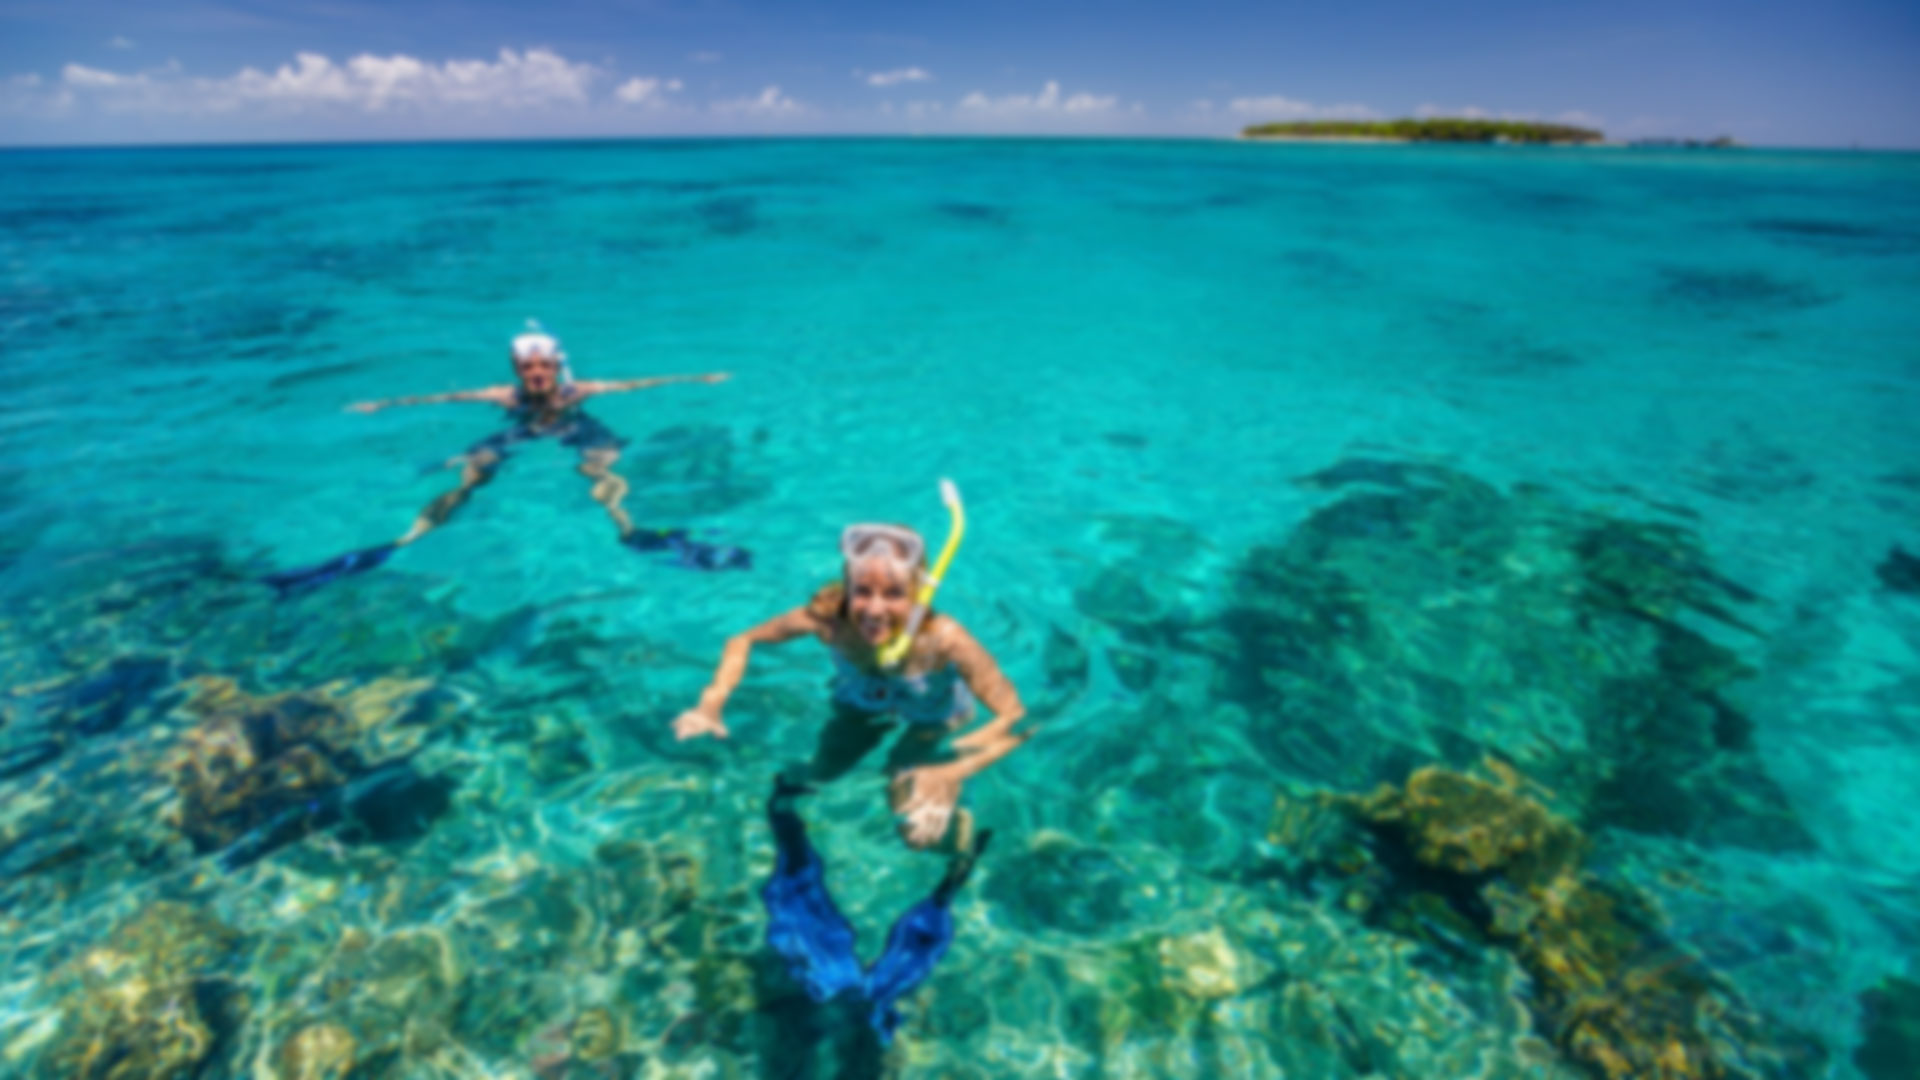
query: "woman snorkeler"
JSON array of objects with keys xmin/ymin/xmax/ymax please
[{"xmin": 674, "ymin": 482, "xmax": 1027, "ymax": 853}]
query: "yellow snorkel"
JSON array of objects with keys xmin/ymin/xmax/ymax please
[{"xmin": 876, "ymin": 478, "xmax": 966, "ymax": 669}]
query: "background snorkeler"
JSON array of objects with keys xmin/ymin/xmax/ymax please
[
  {"xmin": 264, "ymin": 326, "xmax": 739, "ymax": 593},
  {"xmin": 674, "ymin": 501, "xmax": 1028, "ymax": 853}
]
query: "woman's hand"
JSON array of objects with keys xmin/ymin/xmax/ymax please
[
  {"xmin": 346, "ymin": 401, "xmax": 385, "ymax": 414},
  {"xmin": 698, "ymin": 373, "xmax": 731, "ymax": 384},
  {"xmin": 891, "ymin": 764, "xmax": 963, "ymax": 848},
  {"xmin": 672, "ymin": 707, "xmax": 729, "ymax": 741}
]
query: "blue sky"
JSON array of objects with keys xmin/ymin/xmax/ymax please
[{"xmin": 2, "ymin": 1, "xmax": 1916, "ymax": 146}]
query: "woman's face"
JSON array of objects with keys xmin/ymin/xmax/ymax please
[
  {"xmin": 846, "ymin": 558, "xmax": 916, "ymax": 646},
  {"xmin": 514, "ymin": 354, "xmax": 559, "ymax": 395}
]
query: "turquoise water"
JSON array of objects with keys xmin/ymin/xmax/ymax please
[{"xmin": 2, "ymin": 139, "xmax": 1918, "ymax": 1077}]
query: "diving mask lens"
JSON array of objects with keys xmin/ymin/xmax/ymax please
[{"xmin": 841, "ymin": 524, "xmax": 925, "ymax": 569}]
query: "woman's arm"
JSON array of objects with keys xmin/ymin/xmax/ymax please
[
  {"xmin": 673, "ymin": 605, "xmax": 821, "ymax": 740},
  {"xmin": 938, "ymin": 620, "xmax": 1029, "ymax": 779},
  {"xmin": 347, "ymin": 386, "xmax": 515, "ymax": 413},
  {"xmin": 573, "ymin": 373, "xmax": 730, "ymax": 399},
  {"xmin": 890, "ymin": 618, "xmax": 1029, "ymax": 848}
]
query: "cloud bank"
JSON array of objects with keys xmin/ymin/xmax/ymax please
[
  {"xmin": 864, "ymin": 67, "xmax": 931, "ymax": 88},
  {"xmin": 29, "ymin": 49, "xmax": 602, "ymax": 115},
  {"xmin": 1227, "ymin": 95, "xmax": 1377, "ymax": 120},
  {"xmin": 711, "ymin": 85, "xmax": 805, "ymax": 116},
  {"xmin": 957, "ymin": 80, "xmax": 1117, "ymax": 116}
]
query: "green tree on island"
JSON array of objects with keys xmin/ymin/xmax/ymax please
[{"xmin": 1242, "ymin": 118, "xmax": 1605, "ymax": 144}]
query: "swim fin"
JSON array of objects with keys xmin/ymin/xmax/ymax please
[
  {"xmin": 263, "ymin": 543, "xmax": 396, "ymax": 595},
  {"xmin": 762, "ymin": 776, "xmax": 864, "ymax": 1002},
  {"xmin": 622, "ymin": 528, "xmax": 752, "ymax": 571},
  {"xmin": 760, "ymin": 778, "xmax": 991, "ymax": 1042},
  {"xmin": 865, "ymin": 830, "xmax": 993, "ymax": 1042}
]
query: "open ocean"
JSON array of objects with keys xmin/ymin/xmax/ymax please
[{"xmin": 2, "ymin": 138, "xmax": 1918, "ymax": 1078}]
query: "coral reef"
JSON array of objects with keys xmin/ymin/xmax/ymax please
[
  {"xmin": 1209, "ymin": 460, "xmax": 1806, "ymax": 852},
  {"xmin": 0, "ymin": 463, "xmax": 1885, "ymax": 1080},
  {"xmin": 1303, "ymin": 765, "xmax": 1817, "ymax": 1079},
  {"xmin": 168, "ymin": 675, "xmax": 449, "ymax": 856},
  {"xmin": 33, "ymin": 901, "xmax": 244, "ymax": 1080}
]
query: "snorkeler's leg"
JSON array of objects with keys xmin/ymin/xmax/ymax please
[
  {"xmin": 790, "ymin": 706, "xmax": 894, "ymax": 787},
  {"xmin": 862, "ymin": 829, "xmax": 994, "ymax": 1042},
  {"xmin": 886, "ymin": 726, "xmax": 973, "ymax": 855},
  {"xmin": 577, "ymin": 448, "xmax": 636, "ymax": 537},
  {"xmin": 398, "ymin": 449, "xmax": 500, "ymax": 546},
  {"xmin": 761, "ymin": 777, "xmax": 864, "ymax": 1002}
]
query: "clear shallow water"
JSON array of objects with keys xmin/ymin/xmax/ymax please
[{"xmin": 1, "ymin": 139, "xmax": 1918, "ymax": 1077}]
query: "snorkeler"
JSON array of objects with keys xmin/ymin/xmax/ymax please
[
  {"xmin": 264, "ymin": 326, "xmax": 747, "ymax": 593},
  {"xmin": 674, "ymin": 481, "xmax": 1028, "ymax": 853}
]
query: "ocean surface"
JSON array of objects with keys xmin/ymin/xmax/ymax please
[{"xmin": 1, "ymin": 138, "xmax": 1917, "ymax": 1078}]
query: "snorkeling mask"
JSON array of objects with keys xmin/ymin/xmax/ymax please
[{"xmin": 511, "ymin": 319, "xmax": 573, "ymax": 386}]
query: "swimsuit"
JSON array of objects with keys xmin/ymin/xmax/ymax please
[
  {"xmin": 467, "ymin": 385, "xmax": 626, "ymax": 461},
  {"xmin": 829, "ymin": 651, "xmax": 974, "ymax": 727}
]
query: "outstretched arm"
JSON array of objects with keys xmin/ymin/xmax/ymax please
[
  {"xmin": 347, "ymin": 386, "xmax": 515, "ymax": 413},
  {"xmin": 573, "ymin": 372, "xmax": 730, "ymax": 398},
  {"xmin": 673, "ymin": 605, "xmax": 821, "ymax": 740}
]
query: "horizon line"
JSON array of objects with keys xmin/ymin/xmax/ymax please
[{"xmin": 2, "ymin": 132, "xmax": 1915, "ymax": 153}]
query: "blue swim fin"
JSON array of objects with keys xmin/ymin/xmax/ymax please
[
  {"xmin": 263, "ymin": 543, "xmax": 396, "ymax": 595},
  {"xmin": 762, "ymin": 777, "xmax": 864, "ymax": 1002},
  {"xmin": 864, "ymin": 830, "xmax": 993, "ymax": 1042},
  {"xmin": 623, "ymin": 528, "xmax": 752, "ymax": 571}
]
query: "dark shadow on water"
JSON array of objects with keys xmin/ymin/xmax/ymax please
[
  {"xmin": 1750, "ymin": 217, "xmax": 1917, "ymax": 256},
  {"xmin": 700, "ymin": 195, "xmax": 760, "ymax": 236},
  {"xmin": 1656, "ymin": 265, "xmax": 1835, "ymax": 314},
  {"xmin": 750, "ymin": 955, "xmax": 887, "ymax": 1080},
  {"xmin": 934, "ymin": 201, "xmax": 1009, "ymax": 226}
]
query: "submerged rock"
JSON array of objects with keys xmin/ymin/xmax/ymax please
[
  {"xmin": 1156, "ymin": 928, "xmax": 1248, "ymax": 1001},
  {"xmin": 985, "ymin": 834, "xmax": 1142, "ymax": 936},
  {"xmin": 1214, "ymin": 460, "xmax": 1808, "ymax": 852},
  {"xmin": 1321, "ymin": 765, "xmax": 1817, "ymax": 1080},
  {"xmin": 34, "ymin": 901, "xmax": 244, "ymax": 1080},
  {"xmin": 1877, "ymin": 545, "xmax": 1920, "ymax": 595},
  {"xmin": 167, "ymin": 675, "xmax": 449, "ymax": 858},
  {"xmin": 1855, "ymin": 976, "xmax": 1920, "ymax": 1080},
  {"xmin": 276, "ymin": 1022, "xmax": 355, "ymax": 1080}
]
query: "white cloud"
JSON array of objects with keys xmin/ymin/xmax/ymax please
[
  {"xmin": 711, "ymin": 85, "xmax": 804, "ymax": 116},
  {"xmin": 864, "ymin": 67, "xmax": 931, "ymax": 88},
  {"xmin": 1415, "ymin": 103, "xmax": 1601, "ymax": 125},
  {"xmin": 1415, "ymin": 103, "xmax": 1491, "ymax": 119},
  {"xmin": 957, "ymin": 80, "xmax": 1116, "ymax": 116},
  {"xmin": 48, "ymin": 48, "xmax": 598, "ymax": 114},
  {"xmin": 108, "ymin": 36, "xmax": 135, "ymax": 51},
  {"xmin": 1229, "ymin": 95, "xmax": 1376, "ymax": 120},
  {"xmin": 10, "ymin": 73, "xmax": 42, "ymax": 88},
  {"xmin": 63, "ymin": 63, "xmax": 141, "ymax": 90},
  {"xmin": 615, "ymin": 76, "xmax": 683, "ymax": 106}
]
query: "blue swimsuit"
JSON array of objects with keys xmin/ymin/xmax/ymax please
[
  {"xmin": 468, "ymin": 385, "xmax": 626, "ymax": 460},
  {"xmin": 829, "ymin": 651, "xmax": 974, "ymax": 727}
]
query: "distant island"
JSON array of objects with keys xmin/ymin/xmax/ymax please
[
  {"xmin": 1625, "ymin": 136, "xmax": 1741, "ymax": 149},
  {"xmin": 1241, "ymin": 118, "xmax": 1605, "ymax": 145}
]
